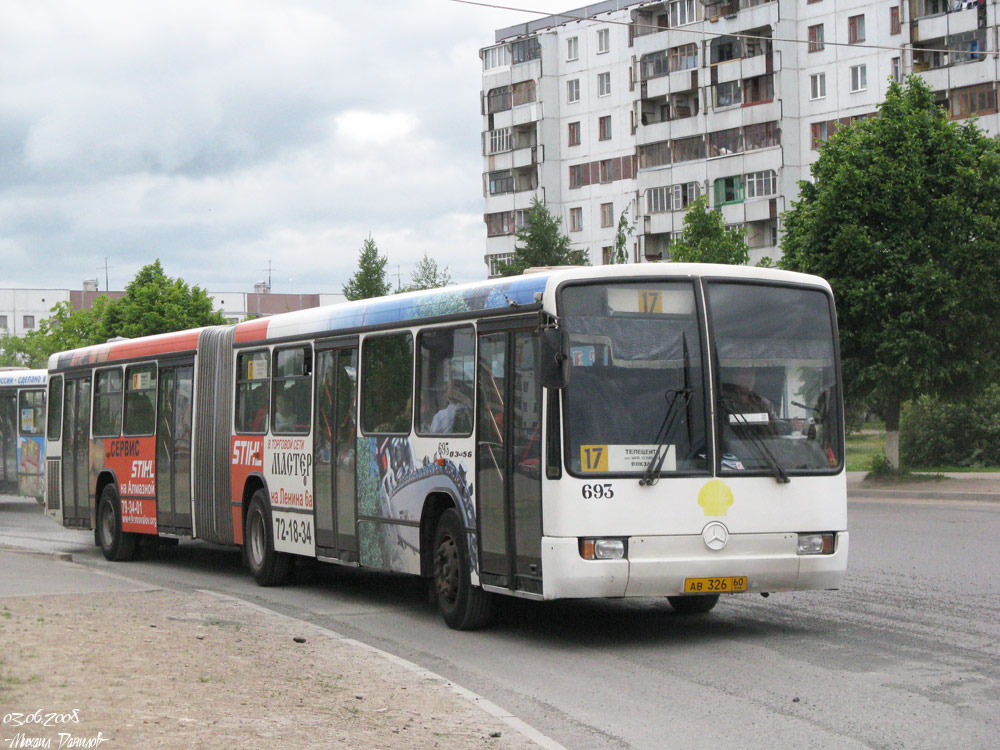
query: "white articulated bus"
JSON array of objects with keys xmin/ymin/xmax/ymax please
[
  {"xmin": 0, "ymin": 368, "xmax": 47, "ymax": 503},
  {"xmin": 45, "ymin": 264, "xmax": 847, "ymax": 629}
]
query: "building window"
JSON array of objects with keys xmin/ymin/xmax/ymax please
[
  {"xmin": 597, "ymin": 72, "xmax": 611, "ymax": 97},
  {"xmin": 22, "ymin": 315, "xmax": 34, "ymax": 330},
  {"xmin": 601, "ymin": 246, "xmax": 613, "ymax": 264},
  {"xmin": 640, "ymin": 50, "xmax": 669, "ymax": 81},
  {"xmin": 714, "ymin": 80, "xmax": 742, "ymax": 108},
  {"xmin": 811, "ymin": 121, "xmax": 829, "ymax": 150},
  {"xmin": 671, "ymin": 182, "xmax": 700, "ymax": 211},
  {"xmin": 567, "ymin": 36, "xmax": 578, "ymax": 61},
  {"xmin": 598, "ymin": 159, "xmax": 613, "ymax": 183},
  {"xmin": 890, "ymin": 7, "xmax": 901, "ymax": 35},
  {"xmin": 486, "ymin": 211, "xmax": 516, "ymax": 236},
  {"xmin": 569, "ymin": 207, "xmax": 583, "ymax": 232},
  {"xmin": 713, "ymin": 176, "xmax": 744, "ymax": 206},
  {"xmin": 511, "ymin": 37, "xmax": 541, "ymax": 65},
  {"xmin": 513, "ymin": 79, "xmax": 536, "ymax": 106},
  {"xmin": 569, "ymin": 164, "xmax": 585, "ymax": 188},
  {"xmin": 669, "ymin": 43, "xmax": 697, "ymax": 72},
  {"xmin": 487, "ymin": 127, "xmax": 511, "ymax": 154},
  {"xmin": 851, "ymin": 64, "xmax": 867, "ymax": 93},
  {"xmin": 597, "ymin": 28, "xmax": 610, "ymax": 54},
  {"xmin": 488, "ymin": 170, "xmax": 513, "ymax": 195},
  {"xmin": 950, "ymin": 83, "xmax": 998, "ymax": 119},
  {"xmin": 598, "ymin": 115, "xmax": 612, "ymax": 141},
  {"xmin": 669, "ymin": 0, "xmax": 696, "ymax": 26},
  {"xmin": 567, "ymin": 79, "xmax": 580, "ymax": 103},
  {"xmin": 483, "ymin": 45, "xmax": 510, "ymax": 71},
  {"xmin": 709, "ymin": 128, "xmax": 741, "ymax": 157},
  {"xmin": 638, "ymin": 140, "xmax": 671, "ymax": 169},
  {"xmin": 848, "ymin": 14, "xmax": 865, "ymax": 44},
  {"xmin": 808, "ymin": 24, "xmax": 824, "ymax": 53},
  {"xmin": 672, "ymin": 135, "xmax": 705, "ymax": 163},
  {"xmin": 744, "ymin": 121, "xmax": 780, "ymax": 151},
  {"xmin": 891, "ymin": 57, "xmax": 902, "ymax": 82},
  {"xmin": 568, "ymin": 121, "xmax": 581, "ymax": 147},
  {"xmin": 0, "ymin": 315, "xmax": 6, "ymax": 329},
  {"xmin": 743, "ymin": 75, "xmax": 774, "ymax": 105},
  {"xmin": 745, "ymin": 170, "xmax": 777, "ymax": 199},
  {"xmin": 487, "ymin": 86, "xmax": 511, "ymax": 113},
  {"xmin": 810, "ymin": 73, "xmax": 826, "ymax": 100},
  {"xmin": 600, "ymin": 202, "xmax": 614, "ymax": 227},
  {"xmin": 647, "ymin": 186, "xmax": 671, "ymax": 214},
  {"xmin": 487, "ymin": 253, "xmax": 514, "ymax": 277}
]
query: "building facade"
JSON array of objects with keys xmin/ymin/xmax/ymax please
[{"xmin": 480, "ymin": 0, "xmax": 1000, "ymax": 273}]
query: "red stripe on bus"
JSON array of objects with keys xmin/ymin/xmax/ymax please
[
  {"xmin": 234, "ymin": 318, "xmax": 269, "ymax": 343},
  {"xmin": 104, "ymin": 330, "xmax": 202, "ymax": 361}
]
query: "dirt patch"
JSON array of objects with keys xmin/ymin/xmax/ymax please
[{"xmin": 0, "ymin": 590, "xmax": 539, "ymax": 749}]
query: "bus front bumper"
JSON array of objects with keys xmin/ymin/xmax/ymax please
[{"xmin": 540, "ymin": 532, "xmax": 848, "ymax": 600}]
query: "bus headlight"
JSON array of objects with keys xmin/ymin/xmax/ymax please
[
  {"xmin": 579, "ymin": 538, "xmax": 627, "ymax": 560},
  {"xmin": 797, "ymin": 533, "xmax": 835, "ymax": 555}
]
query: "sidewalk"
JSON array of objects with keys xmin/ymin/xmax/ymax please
[
  {"xmin": 847, "ymin": 471, "xmax": 1000, "ymax": 501},
  {"xmin": 0, "ymin": 548, "xmax": 548, "ymax": 750}
]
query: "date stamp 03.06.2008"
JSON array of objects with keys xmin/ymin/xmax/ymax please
[{"xmin": 2, "ymin": 710, "xmax": 106, "ymax": 749}]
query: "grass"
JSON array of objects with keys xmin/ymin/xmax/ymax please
[{"xmin": 846, "ymin": 427, "xmax": 1000, "ymax": 474}]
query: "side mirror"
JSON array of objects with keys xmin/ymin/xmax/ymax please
[{"xmin": 540, "ymin": 328, "xmax": 570, "ymax": 390}]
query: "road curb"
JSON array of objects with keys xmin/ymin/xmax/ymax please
[
  {"xmin": 0, "ymin": 544, "xmax": 74, "ymax": 562},
  {"xmin": 849, "ymin": 490, "xmax": 1000, "ymax": 502},
  {"xmin": 199, "ymin": 589, "xmax": 569, "ymax": 750}
]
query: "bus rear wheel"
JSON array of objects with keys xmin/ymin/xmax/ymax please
[
  {"xmin": 245, "ymin": 490, "xmax": 292, "ymax": 586},
  {"xmin": 433, "ymin": 508, "xmax": 494, "ymax": 630},
  {"xmin": 97, "ymin": 485, "xmax": 139, "ymax": 562},
  {"xmin": 667, "ymin": 594, "xmax": 720, "ymax": 614}
]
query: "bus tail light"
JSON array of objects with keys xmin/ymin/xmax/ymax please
[
  {"xmin": 580, "ymin": 538, "xmax": 627, "ymax": 560},
  {"xmin": 797, "ymin": 533, "xmax": 835, "ymax": 555}
]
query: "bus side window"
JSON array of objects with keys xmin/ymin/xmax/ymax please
[
  {"xmin": 124, "ymin": 364, "xmax": 157, "ymax": 437},
  {"xmin": 94, "ymin": 368, "xmax": 124, "ymax": 438},
  {"xmin": 236, "ymin": 351, "xmax": 270, "ymax": 434},
  {"xmin": 416, "ymin": 327, "xmax": 474, "ymax": 437},
  {"xmin": 18, "ymin": 388, "xmax": 46, "ymax": 436},
  {"xmin": 272, "ymin": 347, "xmax": 312, "ymax": 435},
  {"xmin": 47, "ymin": 376, "xmax": 63, "ymax": 442},
  {"xmin": 361, "ymin": 332, "xmax": 413, "ymax": 435}
]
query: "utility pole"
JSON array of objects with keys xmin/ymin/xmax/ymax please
[
  {"xmin": 99, "ymin": 258, "xmax": 111, "ymax": 292},
  {"xmin": 264, "ymin": 260, "xmax": 274, "ymax": 290}
]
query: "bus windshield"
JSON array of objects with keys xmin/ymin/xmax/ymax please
[
  {"xmin": 560, "ymin": 281, "xmax": 708, "ymax": 476},
  {"xmin": 706, "ymin": 282, "xmax": 841, "ymax": 475}
]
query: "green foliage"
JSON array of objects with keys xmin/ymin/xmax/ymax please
[
  {"xmin": 343, "ymin": 236, "xmax": 391, "ymax": 300},
  {"xmin": 400, "ymin": 252, "xmax": 452, "ymax": 292},
  {"xmin": 496, "ymin": 197, "xmax": 589, "ymax": 277},
  {"xmin": 610, "ymin": 205, "xmax": 634, "ymax": 264},
  {"xmin": 101, "ymin": 260, "xmax": 226, "ymax": 339},
  {"xmin": 900, "ymin": 386, "xmax": 1000, "ymax": 467},
  {"xmin": 1, "ymin": 299, "xmax": 110, "ymax": 367},
  {"xmin": 668, "ymin": 196, "xmax": 750, "ymax": 265},
  {"xmin": 780, "ymin": 76, "xmax": 1000, "ymax": 450},
  {"xmin": 864, "ymin": 452, "xmax": 896, "ymax": 479}
]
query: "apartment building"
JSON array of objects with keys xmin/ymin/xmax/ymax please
[{"xmin": 480, "ymin": 0, "xmax": 1000, "ymax": 273}]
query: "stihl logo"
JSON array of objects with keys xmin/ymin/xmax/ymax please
[
  {"xmin": 232, "ymin": 440, "xmax": 260, "ymax": 466},
  {"xmin": 131, "ymin": 460, "xmax": 154, "ymax": 478}
]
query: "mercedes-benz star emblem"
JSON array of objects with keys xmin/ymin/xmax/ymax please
[{"xmin": 702, "ymin": 522, "xmax": 729, "ymax": 551}]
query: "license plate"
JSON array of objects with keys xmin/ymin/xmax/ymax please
[{"xmin": 683, "ymin": 576, "xmax": 747, "ymax": 593}]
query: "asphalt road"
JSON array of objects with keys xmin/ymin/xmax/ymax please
[{"xmin": 2, "ymin": 494, "xmax": 998, "ymax": 749}]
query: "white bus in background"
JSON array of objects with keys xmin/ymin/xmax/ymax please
[
  {"xmin": 0, "ymin": 368, "xmax": 47, "ymax": 503},
  {"xmin": 45, "ymin": 264, "xmax": 847, "ymax": 629}
]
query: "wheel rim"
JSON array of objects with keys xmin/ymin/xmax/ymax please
[
  {"xmin": 249, "ymin": 510, "xmax": 265, "ymax": 568},
  {"xmin": 100, "ymin": 500, "xmax": 115, "ymax": 547},
  {"xmin": 434, "ymin": 534, "xmax": 460, "ymax": 608}
]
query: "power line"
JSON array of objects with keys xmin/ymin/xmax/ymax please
[{"xmin": 451, "ymin": 0, "xmax": 998, "ymax": 60}]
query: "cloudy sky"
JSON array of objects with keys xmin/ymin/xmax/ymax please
[{"xmin": 0, "ymin": 0, "xmax": 574, "ymax": 295}]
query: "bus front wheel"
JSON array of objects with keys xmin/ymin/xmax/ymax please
[
  {"xmin": 667, "ymin": 594, "xmax": 720, "ymax": 614},
  {"xmin": 245, "ymin": 490, "xmax": 292, "ymax": 586},
  {"xmin": 433, "ymin": 508, "xmax": 494, "ymax": 630},
  {"xmin": 97, "ymin": 485, "xmax": 139, "ymax": 562}
]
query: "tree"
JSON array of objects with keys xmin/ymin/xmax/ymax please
[
  {"xmin": 496, "ymin": 197, "xmax": 589, "ymax": 277},
  {"xmin": 101, "ymin": 260, "xmax": 227, "ymax": 339},
  {"xmin": 343, "ymin": 235, "xmax": 391, "ymax": 300},
  {"xmin": 1, "ymin": 300, "xmax": 112, "ymax": 367},
  {"xmin": 780, "ymin": 76, "xmax": 1000, "ymax": 468},
  {"xmin": 610, "ymin": 205, "xmax": 634, "ymax": 264},
  {"xmin": 400, "ymin": 252, "xmax": 452, "ymax": 292},
  {"xmin": 668, "ymin": 196, "xmax": 749, "ymax": 265}
]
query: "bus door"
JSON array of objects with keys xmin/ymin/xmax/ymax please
[
  {"xmin": 0, "ymin": 389, "xmax": 15, "ymax": 493},
  {"xmin": 313, "ymin": 343, "xmax": 359, "ymax": 562},
  {"xmin": 156, "ymin": 362, "xmax": 194, "ymax": 534},
  {"xmin": 61, "ymin": 376, "xmax": 91, "ymax": 526},
  {"xmin": 476, "ymin": 322, "xmax": 543, "ymax": 595}
]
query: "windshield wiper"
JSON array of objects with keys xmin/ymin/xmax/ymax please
[
  {"xmin": 721, "ymin": 397, "xmax": 789, "ymax": 484},
  {"xmin": 640, "ymin": 387, "xmax": 693, "ymax": 487}
]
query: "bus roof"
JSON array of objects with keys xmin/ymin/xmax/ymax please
[
  {"xmin": 0, "ymin": 368, "xmax": 47, "ymax": 387},
  {"xmin": 46, "ymin": 265, "xmax": 831, "ymax": 370}
]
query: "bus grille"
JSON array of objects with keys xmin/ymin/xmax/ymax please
[{"xmin": 46, "ymin": 458, "xmax": 61, "ymax": 511}]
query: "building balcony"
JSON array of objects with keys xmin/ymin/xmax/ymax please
[
  {"xmin": 512, "ymin": 144, "xmax": 542, "ymax": 168},
  {"xmin": 914, "ymin": 6, "xmax": 981, "ymax": 41},
  {"xmin": 512, "ymin": 101, "xmax": 541, "ymax": 126}
]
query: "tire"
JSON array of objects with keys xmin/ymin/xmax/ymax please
[
  {"xmin": 433, "ymin": 508, "xmax": 494, "ymax": 630},
  {"xmin": 244, "ymin": 489, "xmax": 293, "ymax": 586},
  {"xmin": 667, "ymin": 594, "xmax": 720, "ymax": 615},
  {"xmin": 96, "ymin": 485, "xmax": 140, "ymax": 562}
]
